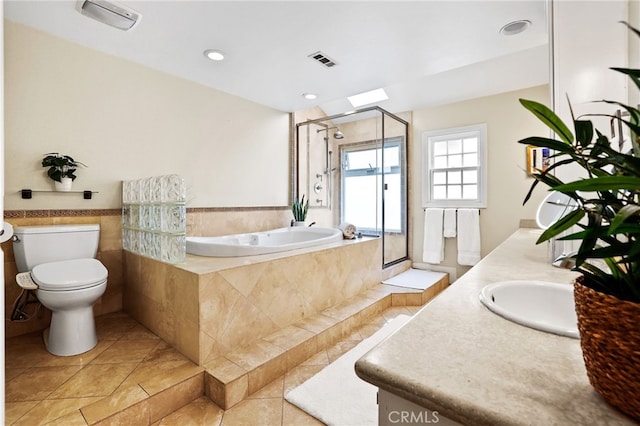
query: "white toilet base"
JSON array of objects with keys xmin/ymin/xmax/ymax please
[
  {"xmin": 37, "ymin": 281, "xmax": 107, "ymax": 357},
  {"xmin": 44, "ymin": 307, "xmax": 98, "ymax": 356}
]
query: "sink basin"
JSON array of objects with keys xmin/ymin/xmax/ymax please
[{"xmin": 479, "ymin": 280, "xmax": 579, "ymax": 339}]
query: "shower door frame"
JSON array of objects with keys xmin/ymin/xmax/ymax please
[{"xmin": 294, "ymin": 106, "xmax": 409, "ymax": 268}]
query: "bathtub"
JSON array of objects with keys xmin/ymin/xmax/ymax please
[{"xmin": 186, "ymin": 226, "xmax": 343, "ymax": 257}]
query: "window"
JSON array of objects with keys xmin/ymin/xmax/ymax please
[
  {"xmin": 422, "ymin": 124, "xmax": 487, "ymax": 208},
  {"xmin": 341, "ymin": 138, "xmax": 405, "ymax": 235}
]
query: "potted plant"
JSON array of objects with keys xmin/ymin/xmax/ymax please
[
  {"xmin": 518, "ymin": 24, "xmax": 640, "ymax": 420},
  {"xmin": 42, "ymin": 153, "xmax": 87, "ymax": 192},
  {"xmin": 292, "ymin": 195, "xmax": 309, "ymax": 226}
]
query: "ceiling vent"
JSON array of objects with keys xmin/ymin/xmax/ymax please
[
  {"xmin": 76, "ymin": 0, "xmax": 142, "ymax": 31},
  {"xmin": 308, "ymin": 51, "xmax": 338, "ymax": 68}
]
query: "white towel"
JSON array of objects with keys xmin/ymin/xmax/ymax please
[
  {"xmin": 443, "ymin": 209, "xmax": 457, "ymax": 238},
  {"xmin": 338, "ymin": 222, "xmax": 356, "ymax": 239},
  {"xmin": 422, "ymin": 208, "xmax": 444, "ymax": 264},
  {"xmin": 457, "ymin": 208, "xmax": 481, "ymax": 266}
]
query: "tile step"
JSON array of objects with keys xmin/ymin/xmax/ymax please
[
  {"xmin": 84, "ymin": 370, "xmax": 206, "ymax": 425},
  {"xmin": 203, "ymin": 276, "xmax": 449, "ymax": 410}
]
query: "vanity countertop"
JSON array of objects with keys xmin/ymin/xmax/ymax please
[{"xmin": 355, "ymin": 228, "xmax": 636, "ymax": 425}]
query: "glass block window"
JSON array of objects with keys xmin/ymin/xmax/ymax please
[
  {"xmin": 122, "ymin": 174, "xmax": 187, "ymax": 264},
  {"xmin": 422, "ymin": 124, "xmax": 487, "ymax": 208}
]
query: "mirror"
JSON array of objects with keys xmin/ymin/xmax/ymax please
[{"xmin": 536, "ymin": 191, "xmax": 578, "ymax": 229}]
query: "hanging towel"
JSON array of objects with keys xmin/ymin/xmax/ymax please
[
  {"xmin": 443, "ymin": 209, "xmax": 457, "ymax": 238},
  {"xmin": 457, "ymin": 208, "xmax": 481, "ymax": 266},
  {"xmin": 422, "ymin": 208, "xmax": 444, "ymax": 264}
]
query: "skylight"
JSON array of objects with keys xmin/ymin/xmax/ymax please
[{"xmin": 347, "ymin": 88, "xmax": 388, "ymax": 108}]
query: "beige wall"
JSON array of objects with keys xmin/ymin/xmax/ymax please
[
  {"xmin": 411, "ymin": 84, "xmax": 550, "ymax": 279},
  {"xmin": 4, "ymin": 21, "xmax": 290, "ymax": 210}
]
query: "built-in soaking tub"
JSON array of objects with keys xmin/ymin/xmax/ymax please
[
  {"xmin": 125, "ymin": 233, "xmax": 385, "ymax": 366},
  {"xmin": 186, "ymin": 226, "xmax": 343, "ymax": 257}
]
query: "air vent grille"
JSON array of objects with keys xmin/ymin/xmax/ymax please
[{"xmin": 308, "ymin": 51, "xmax": 338, "ymax": 68}]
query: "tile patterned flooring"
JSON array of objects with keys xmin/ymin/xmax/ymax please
[{"xmin": 5, "ymin": 306, "xmax": 421, "ymax": 425}]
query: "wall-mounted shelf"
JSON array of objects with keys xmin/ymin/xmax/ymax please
[{"xmin": 19, "ymin": 189, "xmax": 98, "ymax": 200}]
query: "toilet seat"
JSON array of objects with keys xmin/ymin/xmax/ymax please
[{"xmin": 31, "ymin": 258, "xmax": 108, "ymax": 291}]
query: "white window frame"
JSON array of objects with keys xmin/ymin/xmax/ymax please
[
  {"xmin": 340, "ymin": 138, "xmax": 405, "ymax": 235},
  {"xmin": 421, "ymin": 123, "xmax": 487, "ymax": 208}
]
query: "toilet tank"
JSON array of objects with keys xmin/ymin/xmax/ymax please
[{"xmin": 12, "ymin": 224, "xmax": 101, "ymax": 272}]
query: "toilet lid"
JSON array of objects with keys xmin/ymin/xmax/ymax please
[{"xmin": 32, "ymin": 258, "xmax": 108, "ymax": 291}]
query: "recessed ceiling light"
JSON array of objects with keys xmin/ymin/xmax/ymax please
[
  {"xmin": 347, "ymin": 88, "xmax": 389, "ymax": 108},
  {"xmin": 203, "ymin": 49, "xmax": 225, "ymax": 61},
  {"xmin": 500, "ymin": 20, "xmax": 531, "ymax": 36},
  {"xmin": 302, "ymin": 93, "xmax": 317, "ymax": 100}
]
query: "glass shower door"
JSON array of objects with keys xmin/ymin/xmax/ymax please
[
  {"xmin": 295, "ymin": 106, "xmax": 408, "ymax": 268},
  {"xmin": 381, "ymin": 113, "xmax": 408, "ymax": 267}
]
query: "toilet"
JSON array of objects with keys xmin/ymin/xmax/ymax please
[{"xmin": 12, "ymin": 224, "xmax": 108, "ymax": 356}]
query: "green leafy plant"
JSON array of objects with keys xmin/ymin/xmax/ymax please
[
  {"xmin": 292, "ymin": 195, "xmax": 309, "ymax": 222},
  {"xmin": 518, "ymin": 24, "xmax": 640, "ymax": 303},
  {"xmin": 41, "ymin": 153, "xmax": 87, "ymax": 182}
]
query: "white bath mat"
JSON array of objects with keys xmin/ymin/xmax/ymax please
[
  {"xmin": 382, "ymin": 268, "xmax": 446, "ymax": 290},
  {"xmin": 285, "ymin": 314, "xmax": 411, "ymax": 426}
]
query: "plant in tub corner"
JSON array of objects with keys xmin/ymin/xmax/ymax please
[
  {"xmin": 518, "ymin": 22, "xmax": 640, "ymax": 421},
  {"xmin": 292, "ymin": 195, "xmax": 309, "ymax": 225},
  {"xmin": 42, "ymin": 152, "xmax": 87, "ymax": 191}
]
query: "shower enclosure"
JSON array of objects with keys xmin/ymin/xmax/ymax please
[{"xmin": 295, "ymin": 107, "xmax": 409, "ymax": 267}]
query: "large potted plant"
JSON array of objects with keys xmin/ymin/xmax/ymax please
[
  {"xmin": 518, "ymin": 24, "xmax": 640, "ymax": 420},
  {"xmin": 42, "ymin": 152, "xmax": 86, "ymax": 192}
]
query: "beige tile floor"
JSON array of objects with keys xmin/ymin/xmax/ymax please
[
  {"xmin": 5, "ymin": 306, "xmax": 421, "ymax": 425},
  {"xmin": 5, "ymin": 312, "xmax": 204, "ymax": 425}
]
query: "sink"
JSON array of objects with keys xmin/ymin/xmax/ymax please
[{"xmin": 479, "ymin": 280, "xmax": 579, "ymax": 339}]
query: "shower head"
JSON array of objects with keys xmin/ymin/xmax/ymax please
[{"xmin": 317, "ymin": 126, "xmax": 344, "ymax": 139}]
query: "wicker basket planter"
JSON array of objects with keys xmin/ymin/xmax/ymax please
[{"xmin": 574, "ymin": 277, "xmax": 640, "ymax": 420}]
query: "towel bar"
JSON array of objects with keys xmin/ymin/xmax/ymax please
[{"xmin": 423, "ymin": 208, "xmax": 480, "ymax": 215}]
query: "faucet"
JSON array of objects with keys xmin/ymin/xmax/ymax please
[
  {"xmin": 552, "ymin": 252, "xmax": 578, "ymax": 269},
  {"xmin": 549, "ymin": 238, "xmax": 577, "ymax": 269}
]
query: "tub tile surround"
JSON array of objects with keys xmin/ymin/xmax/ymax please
[
  {"xmin": 124, "ymin": 237, "xmax": 387, "ymax": 366},
  {"xmin": 187, "ymin": 207, "xmax": 291, "ymax": 238}
]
